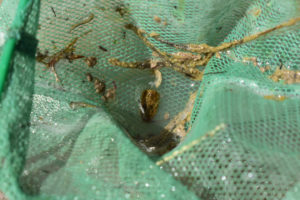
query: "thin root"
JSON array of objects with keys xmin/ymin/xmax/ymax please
[
  {"xmin": 113, "ymin": 17, "xmax": 300, "ymax": 81},
  {"xmin": 51, "ymin": 65, "xmax": 61, "ymax": 82},
  {"xmin": 69, "ymin": 102, "xmax": 98, "ymax": 109},
  {"xmin": 109, "ymin": 58, "xmax": 151, "ymax": 69},
  {"xmin": 37, "ymin": 37, "xmax": 83, "ymax": 82},
  {"xmin": 70, "ymin": 13, "xmax": 95, "ymax": 33}
]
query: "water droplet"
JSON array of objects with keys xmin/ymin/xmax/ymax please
[
  {"xmin": 171, "ymin": 168, "xmax": 175, "ymax": 172},
  {"xmin": 174, "ymin": 172, "xmax": 178, "ymax": 177},
  {"xmin": 171, "ymin": 186, "xmax": 176, "ymax": 192},
  {"xmin": 111, "ymin": 138, "xmax": 115, "ymax": 142},
  {"xmin": 125, "ymin": 193, "xmax": 130, "ymax": 199},
  {"xmin": 92, "ymin": 186, "xmax": 96, "ymax": 190},
  {"xmin": 160, "ymin": 194, "xmax": 165, "ymax": 198},
  {"xmin": 74, "ymin": 197, "xmax": 78, "ymax": 200},
  {"xmin": 0, "ymin": 31, "xmax": 5, "ymax": 46},
  {"xmin": 221, "ymin": 176, "xmax": 226, "ymax": 181},
  {"xmin": 149, "ymin": 165, "xmax": 153, "ymax": 169},
  {"xmin": 248, "ymin": 173, "xmax": 254, "ymax": 178},
  {"xmin": 145, "ymin": 183, "xmax": 150, "ymax": 187},
  {"xmin": 147, "ymin": 147, "xmax": 156, "ymax": 152}
]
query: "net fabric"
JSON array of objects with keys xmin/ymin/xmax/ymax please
[
  {"xmin": 33, "ymin": 0, "xmax": 203, "ymax": 141},
  {"xmin": 190, "ymin": 0, "xmax": 300, "ymax": 125},
  {"xmin": 20, "ymin": 94, "xmax": 198, "ymax": 199},
  {"xmin": 16, "ymin": 0, "xmax": 205, "ymax": 199},
  {"xmin": 159, "ymin": 81, "xmax": 300, "ymax": 200},
  {"xmin": 0, "ymin": 0, "xmax": 19, "ymax": 53},
  {"xmin": 0, "ymin": 0, "xmax": 299, "ymax": 199},
  {"xmin": 158, "ymin": 0, "xmax": 300, "ymax": 199},
  {"xmin": 0, "ymin": 0, "xmax": 39, "ymax": 199}
]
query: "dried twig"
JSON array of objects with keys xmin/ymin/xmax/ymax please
[
  {"xmin": 37, "ymin": 37, "xmax": 83, "ymax": 82},
  {"xmin": 109, "ymin": 17, "xmax": 300, "ymax": 81},
  {"xmin": 51, "ymin": 7, "xmax": 56, "ymax": 17},
  {"xmin": 98, "ymin": 45, "xmax": 108, "ymax": 52},
  {"xmin": 69, "ymin": 102, "xmax": 98, "ymax": 109}
]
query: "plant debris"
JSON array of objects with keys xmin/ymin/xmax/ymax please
[
  {"xmin": 149, "ymin": 32, "xmax": 160, "ymax": 38},
  {"xmin": 102, "ymin": 81, "xmax": 117, "ymax": 102},
  {"xmin": 153, "ymin": 69, "xmax": 162, "ymax": 88},
  {"xmin": 154, "ymin": 16, "xmax": 162, "ymax": 23},
  {"xmin": 36, "ymin": 37, "xmax": 84, "ymax": 82},
  {"xmin": 98, "ymin": 45, "xmax": 108, "ymax": 52},
  {"xmin": 215, "ymin": 52, "xmax": 221, "ymax": 59},
  {"xmin": 69, "ymin": 13, "xmax": 94, "ymax": 33},
  {"xmin": 51, "ymin": 7, "xmax": 56, "ymax": 17},
  {"xmin": 115, "ymin": 5, "xmax": 128, "ymax": 17},
  {"xmin": 85, "ymin": 57, "xmax": 97, "ymax": 67},
  {"xmin": 108, "ymin": 17, "xmax": 300, "ymax": 81},
  {"xmin": 37, "ymin": 30, "xmax": 94, "ymax": 83},
  {"xmin": 94, "ymin": 77, "xmax": 106, "ymax": 94},
  {"xmin": 269, "ymin": 66, "xmax": 300, "ymax": 84},
  {"xmin": 264, "ymin": 95, "xmax": 287, "ymax": 101},
  {"xmin": 69, "ymin": 102, "xmax": 97, "ymax": 109},
  {"xmin": 243, "ymin": 57, "xmax": 258, "ymax": 66},
  {"xmin": 163, "ymin": 91, "xmax": 196, "ymax": 139},
  {"xmin": 259, "ymin": 65, "xmax": 271, "ymax": 73},
  {"xmin": 86, "ymin": 73, "xmax": 93, "ymax": 82}
]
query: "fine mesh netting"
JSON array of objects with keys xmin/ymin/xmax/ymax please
[{"xmin": 0, "ymin": 0, "xmax": 300, "ymax": 199}]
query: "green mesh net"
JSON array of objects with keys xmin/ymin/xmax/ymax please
[{"xmin": 0, "ymin": 0, "xmax": 300, "ymax": 199}]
